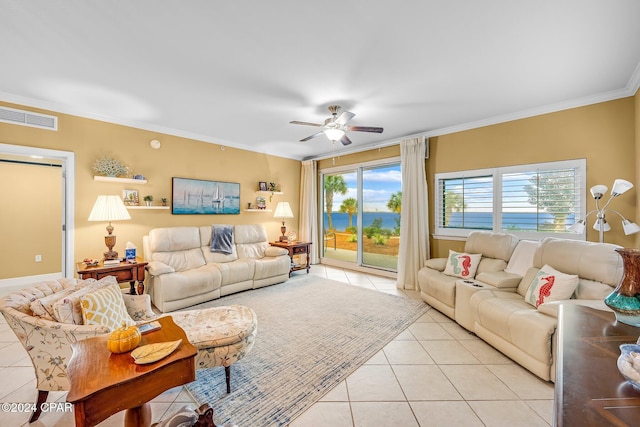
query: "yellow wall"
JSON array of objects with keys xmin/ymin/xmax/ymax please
[
  {"xmin": 0, "ymin": 101, "xmax": 301, "ymax": 278},
  {"xmin": 427, "ymin": 97, "xmax": 637, "ymax": 256},
  {"xmin": 0, "ymin": 159, "xmax": 62, "ymax": 278}
]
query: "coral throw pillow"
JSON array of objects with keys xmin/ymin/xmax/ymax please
[
  {"xmin": 525, "ymin": 264, "xmax": 579, "ymax": 308},
  {"xmin": 443, "ymin": 250, "xmax": 482, "ymax": 279}
]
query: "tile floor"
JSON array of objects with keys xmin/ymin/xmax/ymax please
[{"xmin": 0, "ymin": 266, "xmax": 554, "ymax": 426}]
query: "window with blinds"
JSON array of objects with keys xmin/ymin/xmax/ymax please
[{"xmin": 435, "ymin": 159, "xmax": 586, "ymax": 239}]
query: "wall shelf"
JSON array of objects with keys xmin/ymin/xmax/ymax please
[
  {"xmin": 94, "ymin": 176, "xmax": 147, "ymax": 184},
  {"xmin": 256, "ymin": 191, "xmax": 283, "ymax": 195},
  {"xmin": 244, "ymin": 209, "xmax": 273, "ymax": 212},
  {"xmin": 126, "ymin": 206, "xmax": 169, "ymax": 210}
]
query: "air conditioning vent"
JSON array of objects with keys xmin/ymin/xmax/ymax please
[{"xmin": 0, "ymin": 106, "xmax": 57, "ymax": 130}]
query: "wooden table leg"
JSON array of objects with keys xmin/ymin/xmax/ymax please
[
  {"xmin": 124, "ymin": 403, "xmax": 151, "ymax": 427},
  {"xmin": 137, "ymin": 281, "xmax": 145, "ymax": 295},
  {"xmin": 129, "ymin": 281, "xmax": 137, "ymax": 295}
]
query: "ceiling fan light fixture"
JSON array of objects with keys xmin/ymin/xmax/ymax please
[{"xmin": 324, "ymin": 128, "xmax": 345, "ymax": 142}]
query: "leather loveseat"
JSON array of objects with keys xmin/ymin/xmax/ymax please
[
  {"xmin": 143, "ymin": 224, "xmax": 290, "ymax": 312},
  {"xmin": 418, "ymin": 232, "xmax": 624, "ymax": 382}
]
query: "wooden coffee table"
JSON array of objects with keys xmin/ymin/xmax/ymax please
[{"xmin": 67, "ymin": 316, "xmax": 197, "ymax": 427}]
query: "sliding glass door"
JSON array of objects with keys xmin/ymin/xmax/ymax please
[{"xmin": 321, "ymin": 160, "xmax": 401, "ymax": 272}]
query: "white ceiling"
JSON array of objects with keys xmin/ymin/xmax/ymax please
[{"xmin": 1, "ymin": 1, "xmax": 640, "ymax": 160}]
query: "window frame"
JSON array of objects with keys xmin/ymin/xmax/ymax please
[{"xmin": 434, "ymin": 159, "xmax": 586, "ymax": 240}]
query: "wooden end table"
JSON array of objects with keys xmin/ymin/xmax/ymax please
[
  {"xmin": 555, "ymin": 304, "xmax": 640, "ymax": 426},
  {"xmin": 76, "ymin": 257, "xmax": 148, "ymax": 295},
  {"xmin": 270, "ymin": 241, "xmax": 312, "ymax": 276},
  {"xmin": 66, "ymin": 316, "xmax": 197, "ymax": 427}
]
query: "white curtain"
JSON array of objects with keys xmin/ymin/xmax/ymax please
[
  {"xmin": 397, "ymin": 136, "xmax": 430, "ymax": 290},
  {"xmin": 299, "ymin": 160, "xmax": 319, "ymax": 264}
]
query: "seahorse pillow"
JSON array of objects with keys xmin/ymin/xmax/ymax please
[
  {"xmin": 443, "ymin": 250, "xmax": 482, "ymax": 279},
  {"xmin": 524, "ymin": 264, "xmax": 579, "ymax": 308}
]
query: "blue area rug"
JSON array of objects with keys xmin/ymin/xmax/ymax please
[{"xmin": 184, "ymin": 276, "xmax": 429, "ymax": 426}]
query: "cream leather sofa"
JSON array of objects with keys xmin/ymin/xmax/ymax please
[
  {"xmin": 143, "ymin": 224, "xmax": 290, "ymax": 312},
  {"xmin": 418, "ymin": 231, "xmax": 521, "ymax": 319},
  {"xmin": 469, "ymin": 237, "xmax": 623, "ymax": 382}
]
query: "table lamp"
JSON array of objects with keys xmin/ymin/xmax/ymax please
[
  {"xmin": 274, "ymin": 202, "xmax": 294, "ymax": 242},
  {"xmin": 88, "ymin": 195, "xmax": 131, "ymax": 260}
]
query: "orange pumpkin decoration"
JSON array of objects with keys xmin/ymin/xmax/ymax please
[{"xmin": 107, "ymin": 322, "xmax": 142, "ymax": 354}]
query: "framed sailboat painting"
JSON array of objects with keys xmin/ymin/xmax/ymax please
[{"xmin": 172, "ymin": 177, "xmax": 240, "ymax": 214}]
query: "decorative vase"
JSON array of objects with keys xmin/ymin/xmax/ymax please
[{"xmin": 604, "ymin": 248, "xmax": 640, "ymax": 327}]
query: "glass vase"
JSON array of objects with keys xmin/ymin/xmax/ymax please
[{"xmin": 604, "ymin": 248, "xmax": 640, "ymax": 327}]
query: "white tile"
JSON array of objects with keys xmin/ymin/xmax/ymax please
[
  {"xmin": 487, "ymin": 364, "xmax": 554, "ymax": 400},
  {"xmin": 320, "ymin": 381, "xmax": 349, "ymax": 401},
  {"xmin": 351, "ymin": 402, "xmax": 418, "ymax": 427},
  {"xmin": 525, "ymin": 399, "xmax": 554, "ymax": 425},
  {"xmin": 346, "ymin": 365, "xmax": 406, "ymax": 401},
  {"xmin": 410, "ymin": 401, "xmax": 484, "ymax": 427},
  {"xmin": 440, "ymin": 322, "xmax": 477, "ymax": 340},
  {"xmin": 408, "ymin": 323, "xmax": 455, "ymax": 340},
  {"xmin": 364, "ymin": 350, "xmax": 388, "ymax": 365},
  {"xmin": 419, "ymin": 340, "xmax": 481, "ymax": 365},
  {"xmin": 459, "ymin": 338, "xmax": 514, "ymax": 364},
  {"xmin": 440, "ymin": 365, "xmax": 518, "ymax": 400},
  {"xmin": 392, "ymin": 365, "xmax": 463, "ymax": 401},
  {"xmin": 468, "ymin": 400, "xmax": 550, "ymax": 427},
  {"xmin": 383, "ymin": 340, "xmax": 434, "ymax": 364},
  {"xmin": 289, "ymin": 402, "xmax": 353, "ymax": 427}
]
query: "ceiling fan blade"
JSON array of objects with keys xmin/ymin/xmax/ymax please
[
  {"xmin": 340, "ymin": 134, "xmax": 353, "ymax": 146},
  {"xmin": 335, "ymin": 111, "xmax": 355, "ymax": 125},
  {"xmin": 290, "ymin": 120, "xmax": 323, "ymax": 127},
  {"xmin": 347, "ymin": 126, "xmax": 383, "ymax": 133},
  {"xmin": 300, "ymin": 131, "xmax": 324, "ymax": 142}
]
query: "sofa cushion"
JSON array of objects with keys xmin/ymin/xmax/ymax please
[
  {"xmin": 465, "ymin": 231, "xmax": 519, "ymax": 262},
  {"xmin": 200, "ymin": 225, "xmax": 239, "ymax": 263},
  {"xmin": 152, "ymin": 248, "xmax": 206, "ymax": 272},
  {"xmin": 443, "ymin": 250, "xmax": 482, "ymax": 279},
  {"xmin": 148, "ymin": 227, "xmax": 201, "ymax": 252},
  {"xmin": 524, "ymin": 264, "xmax": 579, "ymax": 308},
  {"xmin": 81, "ymin": 283, "xmax": 134, "ymax": 329},
  {"xmin": 505, "ymin": 240, "xmax": 540, "ymax": 277}
]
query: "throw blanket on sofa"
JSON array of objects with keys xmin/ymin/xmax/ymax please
[{"xmin": 210, "ymin": 225, "xmax": 234, "ymax": 254}]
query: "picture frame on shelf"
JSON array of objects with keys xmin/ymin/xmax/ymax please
[
  {"xmin": 259, "ymin": 181, "xmax": 268, "ymax": 191},
  {"xmin": 122, "ymin": 189, "xmax": 139, "ymax": 206},
  {"xmin": 172, "ymin": 177, "xmax": 240, "ymax": 215}
]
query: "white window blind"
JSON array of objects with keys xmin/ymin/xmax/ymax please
[{"xmin": 435, "ymin": 159, "xmax": 585, "ymax": 239}]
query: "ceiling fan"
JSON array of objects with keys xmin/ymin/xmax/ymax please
[{"xmin": 290, "ymin": 105, "xmax": 383, "ymax": 146}]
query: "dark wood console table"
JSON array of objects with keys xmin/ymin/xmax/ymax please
[
  {"xmin": 555, "ymin": 304, "xmax": 640, "ymax": 426},
  {"xmin": 76, "ymin": 257, "xmax": 148, "ymax": 295}
]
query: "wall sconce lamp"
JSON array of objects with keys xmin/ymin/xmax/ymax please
[
  {"xmin": 568, "ymin": 179, "xmax": 640, "ymax": 243},
  {"xmin": 274, "ymin": 202, "xmax": 294, "ymax": 242},
  {"xmin": 88, "ymin": 195, "xmax": 131, "ymax": 259}
]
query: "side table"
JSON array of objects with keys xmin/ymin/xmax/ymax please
[
  {"xmin": 76, "ymin": 257, "xmax": 148, "ymax": 295},
  {"xmin": 66, "ymin": 316, "xmax": 197, "ymax": 427},
  {"xmin": 269, "ymin": 241, "xmax": 312, "ymax": 276}
]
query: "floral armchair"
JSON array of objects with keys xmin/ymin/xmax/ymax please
[
  {"xmin": 0, "ymin": 277, "xmax": 153, "ymax": 422},
  {"xmin": 0, "ymin": 277, "xmax": 257, "ymax": 423}
]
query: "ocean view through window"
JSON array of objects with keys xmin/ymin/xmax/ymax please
[
  {"xmin": 321, "ymin": 159, "xmax": 401, "ymax": 272},
  {"xmin": 435, "ymin": 159, "xmax": 586, "ymax": 239}
]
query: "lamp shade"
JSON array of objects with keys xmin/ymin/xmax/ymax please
[
  {"xmin": 274, "ymin": 202, "xmax": 294, "ymax": 219},
  {"xmin": 611, "ymin": 179, "xmax": 633, "ymax": 196},
  {"xmin": 567, "ymin": 220, "xmax": 586, "ymax": 233},
  {"xmin": 324, "ymin": 128, "xmax": 345, "ymax": 142},
  {"xmin": 88, "ymin": 195, "xmax": 131, "ymax": 222},
  {"xmin": 593, "ymin": 220, "xmax": 611, "ymax": 232},
  {"xmin": 622, "ymin": 219, "xmax": 640, "ymax": 235},
  {"xmin": 590, "ymin": 185, "xmax": 608, "ymax": 200}
]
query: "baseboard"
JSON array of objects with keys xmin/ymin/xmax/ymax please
[{"xmin": 0, "ymin": 273, "xmax": 63, "ymax": 293}]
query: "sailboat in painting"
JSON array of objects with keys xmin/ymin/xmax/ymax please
[{"xmin": 172, "ymin": 178, "xmax": 239, "ymax": 215}]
